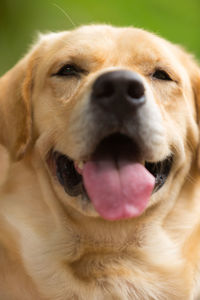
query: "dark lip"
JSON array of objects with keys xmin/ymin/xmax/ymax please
[
  {"xmin": 145, "ymin": 157, "xmax": 173, "ymax": 192},
  {"xmin": 47, "ymin": 133, "xmax": 173, "ymax": 199}
]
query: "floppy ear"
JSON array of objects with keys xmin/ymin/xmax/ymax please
[
  {"xmin": 184, "ymin": 54, "xmax": 200, "ymax": 166},
  {"xmin": 186, "ymin": 55, "xmax": 200, "ymax": 120},
  {"xmin": 192, "ymin": 69, "xmax": 200, "ymax": 121},
  {"xmin": 193, "ymin": 68, "xmax": 200, "ymax": 167},
  {"xmin": 0, "ymin": 51, "xmax": 36, "ymax": 160},
  {"xmin": 0, "ymin": 145, "xmax": 10, "ymax": 187},
  {"xmin": 174, "ymin": 46, "xmax": 200, "ymax": 167}
]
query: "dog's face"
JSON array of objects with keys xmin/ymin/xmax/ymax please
[{"xmin": 1, "ymin": 25, "xmax": 200, "ymax": 221}]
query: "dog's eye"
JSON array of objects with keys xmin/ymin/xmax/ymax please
[
  {"xmin": 55, "ymin": 64, "xmax": 82, "ymax": 77},
  {"xmin": 152, "ymin": 69, "xmax": 172, "ymax": 81}
]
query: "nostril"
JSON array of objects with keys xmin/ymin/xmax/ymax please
[
  {"xmin": 92, "ymin": 70, "xmax": 146, "ymax": 112},
  {"xmin": 95, "ymin": 81, "xmax": 115, "ymax": 98},
  {"xmin": 127, "ymin": 81, "xmax": 145, "ymax": 99}
]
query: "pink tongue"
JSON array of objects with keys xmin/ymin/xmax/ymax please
[{"xmin": 83, "ymin": 158, "xmax": 155, "ymax": 221}]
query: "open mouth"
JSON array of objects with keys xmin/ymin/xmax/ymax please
[{"xmin": 48, "ymin": 133, "xmax": 172, "ymax": 220}]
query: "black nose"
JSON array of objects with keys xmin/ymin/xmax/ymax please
[{"xmin": 91, "ymin": 70, "xmax": 146, "ymax": 119}]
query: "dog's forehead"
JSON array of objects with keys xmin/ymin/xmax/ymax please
[
  {"xmin": 40, "ymin": 25, "xmax": 174, "ymax": 63},
  {"xmin": 67, "ymin": 25, "xmax": 164, "ymax": 47},
  {"xmin": 36, "ymin": 25, "xmax": 188, "ymax": 83}
]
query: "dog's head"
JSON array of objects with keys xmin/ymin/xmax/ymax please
[{"xmin": 1, "ymin": 25, "xmax": 200, "ymax": 221}]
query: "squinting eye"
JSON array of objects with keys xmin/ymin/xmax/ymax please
[
  {"xmin": 152, "ymin": 69, "xmax": 172, "ymax": 81},
  {"xmin": 54, "ymin": 64, "xmax": 83, "ymax": 77}
]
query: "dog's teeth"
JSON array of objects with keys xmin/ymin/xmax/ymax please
[
  {"xmin": 78, "ymin": 161, "xmax": 84, "ymax": 170},
  {"xmin": 74, "ymin": 160, "xmax": 85, "ymax": 175}
]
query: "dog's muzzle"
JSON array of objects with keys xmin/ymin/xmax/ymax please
[{"xmin": 47, "ymin": 70, "xmax": 173, "ymax": 221}]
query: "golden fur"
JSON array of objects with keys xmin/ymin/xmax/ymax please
[{"xmin": 0, "ymin": 25, "xmax": 200, "ymax": 299}]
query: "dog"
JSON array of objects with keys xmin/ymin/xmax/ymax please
[{"xmin": 0, "ymin": 24, "xmax": 200, "ymax": 300}]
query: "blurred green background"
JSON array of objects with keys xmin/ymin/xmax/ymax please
[{"xmin": 0, "ymin": 0, "xmax": 199, "ymax": 75}]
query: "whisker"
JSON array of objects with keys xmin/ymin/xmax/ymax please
[{"xmin": 53, "ymin": 3, "xmax": 76, "ymax": 28}]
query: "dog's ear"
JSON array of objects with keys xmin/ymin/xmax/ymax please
[
  {"xmin": 0, "ymin": 49, "xmax": 37, "ymax": 161},
  {"xmin": 174, "ymin": 46, "xmax": 200, "ymax": 166},
  {"xmin": 183, "ymin": 52, "xmax": 200, "ymax": 166},
  {"xmin": 186, "ymin": 57, "xmax": 200, "ymax": 119},
  {"xmin": 192, "ymin": 69, "xmax": 200, "ymax": 121},
  {"xmin": 192, "ymin": 67, "xmax": 200, "ymax": 167},
  {"xmin": 0, "ymin": 144, "xmax": 10, "ymax": 187}
]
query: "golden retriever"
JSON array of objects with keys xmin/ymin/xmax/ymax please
[{"xmin": 0, "ymin": 25, "xmax": 200, "ymax": 300}]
